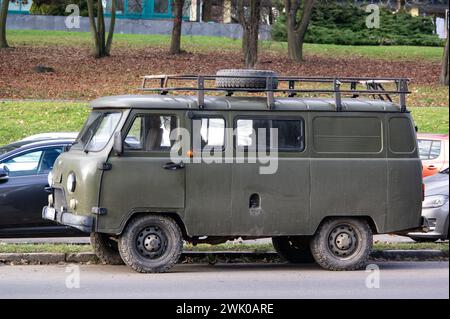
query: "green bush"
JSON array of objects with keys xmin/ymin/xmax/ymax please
[
  {"xmin": 272, "ymin": 1, "xmax": 444, "ymax": 47},
  {"xmin": 29, "ymin": 0, "xmax": 94, "ymax": 17}
]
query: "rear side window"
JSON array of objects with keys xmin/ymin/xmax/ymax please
[
  {"xmin": 389, "ymin": 117, "xmax": 415, "ymax": 153},
  {"xmin": 313, "ymin": 117, "xmax": 382, "ymax": 153},
  {"xmin": 236, "ymin": 118, "xmax": 304, "ymax": 151}
]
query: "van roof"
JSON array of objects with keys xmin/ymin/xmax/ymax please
[{"xmin": 90, "ymin": 95, "xmax": 405, "ymax": 113}]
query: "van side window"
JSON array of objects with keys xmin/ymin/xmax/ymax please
[
  {"xmin": 125, "ymin": 115, "xmax": 177, "ymax": 151},
  {"xmin": 389, "ymin": 117, "xmax": 415, "ymax": 153},
  {"xmin": 236, "ymin": 118, "xmax": 304, "ymax": 151},
  {"xmin": 193, "ymin": 118, "xmax": 225, "ymax": 150},
  {"xmin": 313, "ymin": 117, "xmax": 382, "ymax": 153}
]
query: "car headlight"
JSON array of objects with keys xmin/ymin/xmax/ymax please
[
  {"xmin": 66, "ymin": 172, "xmax": 76, "ymax": 193},
  {"xmin": 423, "ymin": 195, "xmax": 448, "ymax": 209},
  {"xmin": 47, "ymin": 171, "xmax": 53, "ymax": 187}
]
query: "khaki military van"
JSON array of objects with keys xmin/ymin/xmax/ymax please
[{"xmin": 43, "ymin": 70, "xmax": 425, "ymax": 273}]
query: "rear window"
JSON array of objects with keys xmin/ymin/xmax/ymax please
[
  {"xmin": 418, "ymin": 140, "xmax": 441, "ymax": 160},
  {"xmin": 389, "ymin": 117, "xmax": 415, "ymax": 153},
  {"xmin": 313, "ymin": 117, "xmax": 382, "ymax": 153}
]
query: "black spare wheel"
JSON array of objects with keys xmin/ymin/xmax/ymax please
[{"xmin": 215, "ymin": 69, "xmax": 279, "ymax": 90}]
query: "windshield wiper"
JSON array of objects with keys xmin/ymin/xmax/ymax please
[{"xmin": 82, "ymin": 129, "xmax": 95, "ymax": 154}]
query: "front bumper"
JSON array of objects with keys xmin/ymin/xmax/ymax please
[{"xmin": 42, "ymin": 206, "xmax": 94, "ymax": 233}]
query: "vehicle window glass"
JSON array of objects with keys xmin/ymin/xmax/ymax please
[
  {"xmin": 38, "ymin": 147, "xmax": 63, "ymax": 174},
  {"xmin": 313, "ymin": 117, "xmax": 382, "ymax": 153},
  {"xmin": 87, "ymin": 112, "xmax": 122, "ymax": 152},
  {"xmin": 389, "ymin": 117, "xmax": 415, "ymax": 153},
  {"xmin": 193, "ymin": 118, "xmax": 225, "ymax": 150},
  {"xmin": 125, "ymin": 115, "xmax": 177, "ymax": 151},
  {"xmin": 429, "ymin": 141, "xmax": 441, "ymax": 160},
  {"xmin": 418, "ymin": 140, "xmax": 432, "ymax": 160},
  {"xmin": 236, "ymin": 119, "xmax": 304, "ymax": 151},
  {"xmin": 1, "ymin": 150, "xmax": 43, "ymax": 177}
]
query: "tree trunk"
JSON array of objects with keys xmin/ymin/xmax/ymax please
[
  {"xmin": 285, "ymin": 0, "xmax": 315, "ymax": 63},
  {"xmin": 170, "ymin": 0, "xmax": 185, "ymax": 54},
  {"xmin": 0, "ymin": 0, "xmax": 9, "ymax": 48},
  {"xmin": 439, "ymin": 35, "xmax": 449, "ymax": 86},
  {"xmin": 106, "ymin": 0, "xmax": 117, "ymax": 55},
  {"xmin": 202, "ymin": 0, "xmax": 212, "ymax": 22},
  {"xmin": 97, "ymin": 1, "xmax": 106, "ymax": 57},
  {"xmin": 238, "ymin": 0, "xmax": 261, "ymax": 68},
  {"xmin": 87, "ymin": 0, "xmax": 101, "ymax": 57}
]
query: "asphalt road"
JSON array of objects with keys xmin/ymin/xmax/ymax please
[{"xmin": 0, "ymin": 261, "xmax": 448, "ymax": 299}]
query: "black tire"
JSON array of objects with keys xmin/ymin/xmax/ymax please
[
  {"xmin": 272, "ymin": 236, "xmax": 315, "ymax": 264},
  {"xmin": 90, "ymin": 232, "xmax": 124, "ymax": 265},
  {"xmin": 215, "ymin": 69, "xmax": 278, "ymax": 90},
  {"xmin": 310, "ymin": 218, "xmax": 373, "ymax": 271},
  {"xmin": 118, "ymin": 215, "xmax": 183, "ymax": 273}
]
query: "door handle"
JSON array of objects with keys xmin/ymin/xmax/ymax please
[{"xmin": 163, "ymin": 162, "xmax": 185, "ymax": 170}]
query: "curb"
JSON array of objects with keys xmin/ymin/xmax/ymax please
[{"xmin": 0, "ymin": 250, "xmax": 448, "ymax": 265}]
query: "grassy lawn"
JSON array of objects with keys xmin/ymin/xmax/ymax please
[
  {"xmin": 0, "ymin": 101, "xmax": 88, "ymax": 145},
  {"xmin": 0, "ymin": 242, "xmax": 447, "ymax": 254},
  {"xmin": 0, "ymin": 101, "xmax": 447, "ymax": 146},
  {"xmin": 8, "ymin": 30, "xmax": 445, "ymax": 61}
]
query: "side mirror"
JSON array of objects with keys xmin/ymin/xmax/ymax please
[
  {"xmin": 0, "ymin": 166, "xmax": 9, "ymax": 183},
  {"xmin": 113, "ymin": 131, "xmax": 123, "ymax": 156}
]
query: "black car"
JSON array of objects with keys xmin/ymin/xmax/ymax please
[{"xmin": 0, "ymin": 139, "xmax": 84, "ymax": 238}]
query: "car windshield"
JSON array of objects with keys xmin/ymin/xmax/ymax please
[{"xmin": 73, "ymin": 111, "xmax": 122, "ymax": 152}]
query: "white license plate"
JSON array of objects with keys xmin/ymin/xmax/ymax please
[{"xmin": 46, "ymin": 207, "xmax": 56, "ymax": 220}]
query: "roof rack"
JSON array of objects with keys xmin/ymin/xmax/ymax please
[{"xmin": 139, "ymin": 74, "xmax": 411, "ymax": 112}]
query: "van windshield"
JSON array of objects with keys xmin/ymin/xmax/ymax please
[{"xmin": 73, "ymin": 111, "xmax": 122, "ymax": 152}]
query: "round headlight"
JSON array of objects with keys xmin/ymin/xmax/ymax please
[
  {"xmin": 47, "ymin": 171, "xmax": 53, "ymax": 187},
  {"xmin": 66, "ymin": 172, "xmax": 76, "ymax": 193}
]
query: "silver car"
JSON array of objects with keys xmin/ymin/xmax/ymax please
[{"xmin": 409, "ymin": 168, "xmax": 449, "ymax": 242}]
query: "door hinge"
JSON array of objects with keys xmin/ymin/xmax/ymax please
[{"xmin": 97, "ymin": 162, "xmax": 112, "ymax": 171}]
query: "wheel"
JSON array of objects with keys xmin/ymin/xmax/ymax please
[
  {"xmin": 310, "ymin": 218, "xmax": 373, "ymax": 271},
  {"xmin": 90, "ymin": 232, "xmax": 124, "ymax": 265},
  {"xmin": 272, "ymin": 236, "xmax": 315, "ymax": 263},
  {"xmin": 118, "ymin": 215, "xmax": 183, "ymax": 273},
  {"xmin": 409, "ymin": 237, "xmax": 438, "ymax": 243},
  {"xmin": 215, "ymin": 69, "xmax": 278, "ymax": 90}
]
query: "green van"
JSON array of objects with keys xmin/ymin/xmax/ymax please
[{"xmin": 43, "ymin": 70, "xmax": 425, "ymax": 273}]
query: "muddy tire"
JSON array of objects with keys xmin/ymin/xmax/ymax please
[
  {"xmin": 90, "ymin": 232, "xmax": 124, "ymax": 265},
  {"xmin": 310, "ymin": 218, "xmax": 373, "ymax": 271},
  {"xmin": 215, "ymin": 69, "xmax": 278, "ymax": 90},
  {"xmin": 118, "ymin": 215, "xmax": 183, "ymax": 273},
  {"xmin": 272, "ymin": 236, "xmax": 315, "ymax": 263}
]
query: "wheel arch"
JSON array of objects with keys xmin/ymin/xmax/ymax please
[
  {"xmin": 313, "ymin": 215, "xmax": 380, "ymax": 235},
  {"xmin": 116, "ymin": 210, "xmax": 189, "ymax": 239}
]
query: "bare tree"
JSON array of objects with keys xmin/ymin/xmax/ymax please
[
  {"xmin": 170, "ymin": 0, "xmax": 185, "ymax": 54},
  {"xmin": 284, "ymin": 0, "xmax": 315, "ymax": 62},
  {"xmin": 0, "ymin": 0, "xmax": 9, "ymax": 48},
  {"xmin": 238, "ymin": 0, "xmax": 262, "ymax": 68},
  {"xmin": 87, "ymin": 0, "xmax": 117, "ymax": 58},
  {"xmin": 440, "ymin": 34, "xmax": 449, "ymax": 86}
]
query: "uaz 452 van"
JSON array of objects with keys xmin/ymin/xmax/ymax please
[{"xmin": 43, "ymin": 70, "xmax": 425, "ymax": 273}]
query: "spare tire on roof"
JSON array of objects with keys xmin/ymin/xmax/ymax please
[{"xmin": 215, "ymin": 69, "xmax": 278, "ymax": 90}]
